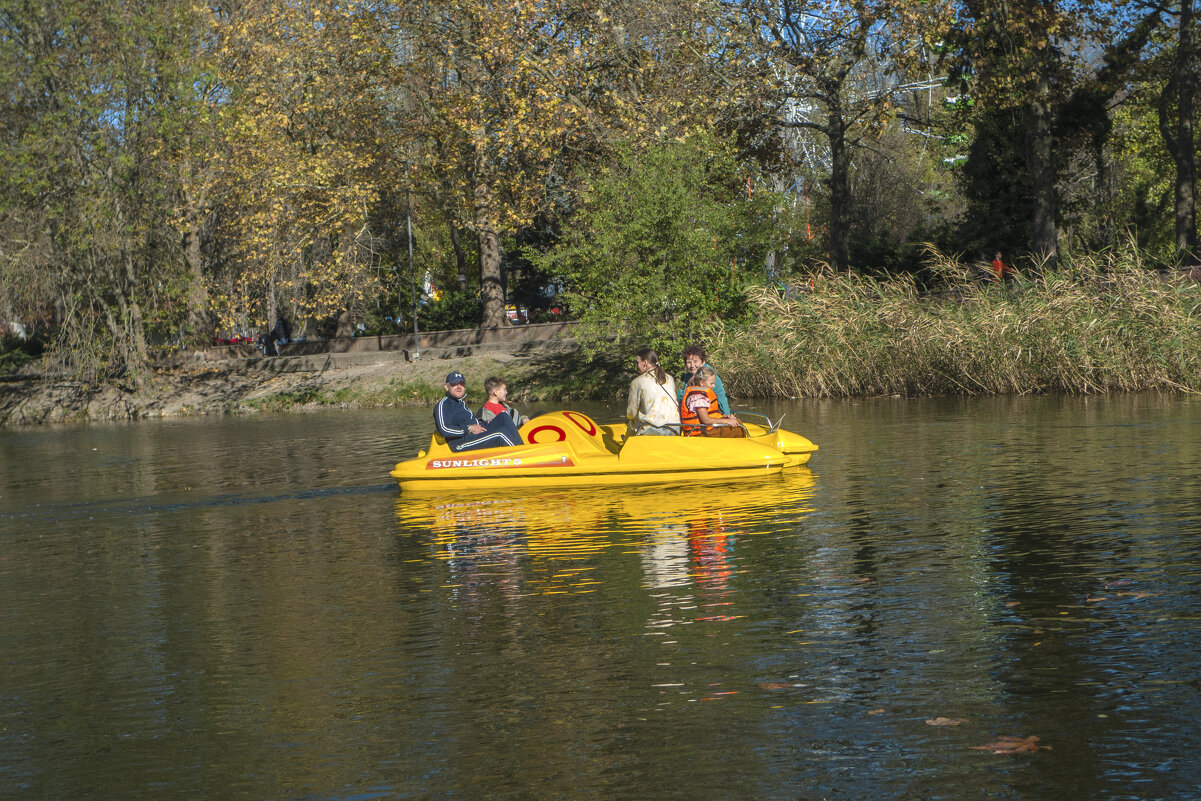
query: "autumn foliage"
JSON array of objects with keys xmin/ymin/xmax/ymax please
[{"xmin": 1, "ymin": 0, "xmax": 1197, "ymax": 380}]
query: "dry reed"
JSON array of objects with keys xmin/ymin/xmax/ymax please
[{"xmin": 715, "ymin": 249, "xmax": 1201, "ymax": 398}]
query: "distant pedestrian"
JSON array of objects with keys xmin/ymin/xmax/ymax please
[
  {"xmin": 271, "ymin": 316, "xmax": 292, "ymax": 347},
  {"xmin": 257, "ymin": 330, "xmax": 277, "ymax": 356},
  {"xmin": 991, "ymin": 252, "xmax": 1008, "ymax": 283}
]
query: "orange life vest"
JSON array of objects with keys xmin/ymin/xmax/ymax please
[{"xmin": 680, "ymin": 386, "xmax": 723, "ymax": 436}]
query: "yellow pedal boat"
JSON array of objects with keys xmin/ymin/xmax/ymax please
[{"xmin": 390, "ymin": 410, "xmax": 817, "ymax": 492}]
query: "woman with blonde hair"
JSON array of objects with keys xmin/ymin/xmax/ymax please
[{"xmin": 626, "ymin": 348, "xmax": 681, "ymax": 436}]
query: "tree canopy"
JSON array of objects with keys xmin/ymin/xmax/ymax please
[{"xmin": 1, "ymin": 0, "xmax": 1196, "ymax": 375}]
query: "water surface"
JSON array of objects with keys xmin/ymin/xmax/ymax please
[{"xmin": 2, "ymin": 395, "xmax": 1200, "ymax": 800}]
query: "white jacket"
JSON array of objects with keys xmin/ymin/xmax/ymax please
[{"xmin": 626, "ymin": 371, "xmax": 681, "ymax": 434}]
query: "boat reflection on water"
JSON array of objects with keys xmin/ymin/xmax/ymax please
[
  {"xmin": 393, "ymin": 470, "xmax": 817, "ymax": 599},
  {"xmin": 622, "ymin": 472, "xmax": 816, "ymax": 634}
]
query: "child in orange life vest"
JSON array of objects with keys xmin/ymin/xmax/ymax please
[
  {"xmin": 680, "ymin": 366, "xmax": 745, "ymax": 438},
  {"xmin": 478, "ymin": 376, "xmax": 525, "ymax": 428}
]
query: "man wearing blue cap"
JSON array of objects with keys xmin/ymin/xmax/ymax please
[{"xmin": 434, "ymin": 370, "xmax": 523, "ymax": 451}]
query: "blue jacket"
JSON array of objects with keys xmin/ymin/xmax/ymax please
[{"xmin": 434, "ymin": 394, "xmax": 479, "ymax": 441}]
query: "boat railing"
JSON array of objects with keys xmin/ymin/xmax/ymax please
[{"xmin": 732, "ymin": 411, "xmax": 784, "ymax": 432}]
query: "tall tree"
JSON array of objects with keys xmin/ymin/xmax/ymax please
[
  {"xmin": 0, "ymin": 0, "xmax": 214, "ymax": 378},
  {"xmin": 1153, "ymin": 0, "xmax": 1200, "ymax": 261},
  {"xmin": 212, "ymin": 0, "xmax": 397, "ymax": 334},
  {"xmin": 951, "ymin": 0, "xmax": 1099, "ymax": 262},
  {"xmin": 533, "ymin": 134, "xmax": 780, "ymax": 354},
  {"xmin": 736, "ymin": 0, "xmax": 954, "ymax": 270},
  {"xmin": 396, "ymin": 0, "xmax": 611, "ymax": 327}
]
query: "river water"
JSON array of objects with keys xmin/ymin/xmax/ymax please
[{"xmin": 2, "ymin": 394, "xmax": 1200, "ymax": 801}]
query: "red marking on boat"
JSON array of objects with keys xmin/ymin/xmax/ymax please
[
  {"xmin": 425, "ymin": 454, "xmax": 574, "ymax": 470},
  {"xmin": 562, "ymin": 411, "xmax": 597, "ymax": 436},
  {"xmin": 528, "ymin": 425, "xmax": 567, "ymax": 443}
]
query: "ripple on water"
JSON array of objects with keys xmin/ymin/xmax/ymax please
[{"xmin": 4, "ymin": 400, "xmax": 1201, "ymax": 800}]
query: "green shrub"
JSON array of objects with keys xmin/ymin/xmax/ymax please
[
  {"xmin": 419, "ymin": 289, "xmax": 481, "ymax": 332},
  {"xmin": 0, "ymin": 334, "xmax": 44, "ymax": 376}
]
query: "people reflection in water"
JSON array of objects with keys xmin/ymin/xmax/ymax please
[
  {"xmin": 640, "ymin": 513, "xmax": 741, "ymax": 624},
  {"xmin": 689, "ymin": 517, "xmax": 735, "ymax": 596},
  {"xmin": 643, "ymin": 523, "xmax": 692, "ymax": 589},
  {"xmin": 429, "ymin": 498, "xmax": 524, "ymax": 612}
]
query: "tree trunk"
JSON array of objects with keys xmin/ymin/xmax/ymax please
[
  {"xmin": 1028, "ymin": 95, "xmax": 1059, "ymax": 262},
  {"xmin": 122, "ymin": 249, "xmax": 149, "ymax": 368},
  {"xmin": 473, "ymin": 175, "xmax": 505, "ymax": 328},
  {"xmin": 267, "ymin": 281, "xmax": 278, "ymax": 334},
  {"xmin": 825, "ymin": 85, "xmax": 852, "ymax": 271},
  {"xmin": 182, "ymin": 222, "xmax": 209, "ymax": 336},
  {"xmin": 181, "ymin": 144, "xmax": 214, "ymax": 344},
  {"xmin": 448, "ymin": 222, "xmax": 469, "ymax": 289},
  {"xmin": 1160, "ymin": 0, "xmax": 1199, "ymax": 263}
]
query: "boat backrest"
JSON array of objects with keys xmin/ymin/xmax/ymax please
[{"xmin": 519, "ymin": 411, "xmax": 618, "ymax": 456}]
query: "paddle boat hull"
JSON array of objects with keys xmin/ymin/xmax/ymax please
[{"xmin": 391, "ymin": 410, "xmax": 817, "ymax": 492}]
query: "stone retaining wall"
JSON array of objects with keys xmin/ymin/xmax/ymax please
[{"xmin": 172, "ymin": 321, "xmax": 579, "ymax": 363}]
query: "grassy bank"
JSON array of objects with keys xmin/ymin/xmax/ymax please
[{"xmin": 714, "ymin": 251, "xmax": 1201, "ymax": 398}]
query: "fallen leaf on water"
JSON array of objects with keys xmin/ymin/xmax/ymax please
[
  {"xmin": 1086, "ymin": 596, "xmax": 1107, "ymax": 603},
  {"xmin": 970, "ymin": 735, "xmax": 1050, "ymax": 754},
  {"xmin": 867, "ymin": 708, "xmax": 886, "ymax": 716},
  {"xmin": 1105, "ymin": 579, "xmax": 1134, "ymax": 589},
  {"xmin": 1005, "ymin": 601, "xmax": 1021, "ymax": 607},
  {"xmin": 926, "ymin": 717, "xmax": 965, "ymax": 727},
  {"xmin": 758, "ymin": 682, "xmax": 801, "ymax": 690}
]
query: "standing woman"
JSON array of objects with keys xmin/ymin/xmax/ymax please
[{"xmin": 626, "ymin": 348, "xmax": 681, "ymax": 436}]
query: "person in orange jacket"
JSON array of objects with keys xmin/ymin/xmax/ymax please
[{"xmin": 680, "ymin": 366, "xmax": 744, "ymax": 438}]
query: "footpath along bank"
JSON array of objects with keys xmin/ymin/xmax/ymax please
[{"xmin": 0, "ymin": 322, "xmax": 613, "ymax": 427}]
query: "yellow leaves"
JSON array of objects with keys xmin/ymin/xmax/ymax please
[{"xmin": 209, "ymin": 0, "xmax": 394, "ymax": 331}]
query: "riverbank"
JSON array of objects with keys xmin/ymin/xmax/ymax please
[
  {"xmin": 7, "ymin": 254, "xmax": 1201, "ymax": 427},
  {"xmin": 0, "ymin": 338, "xmax": 632, "ymax": 427}
]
